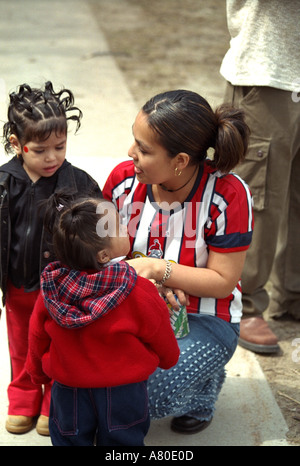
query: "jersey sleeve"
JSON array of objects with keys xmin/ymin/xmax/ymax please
[
  {"xmin": 205, "ymin": 173, "xmax": 253, "ymax": 253},
  {"xmin": 102, "ymin": 160, "xmax": 135, "ymax": 211}
]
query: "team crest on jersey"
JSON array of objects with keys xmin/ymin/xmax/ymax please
[
  {"xmin": 132, "ymin": 239, "xmax": 164, "ymax": 259},
  {"xmin": 148, "ymin": 239, "xmax": 163, "ymax": 258}
]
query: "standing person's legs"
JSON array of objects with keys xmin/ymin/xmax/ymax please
[
  {"xmin": 49, "ymin": 383, "xmax": 97, "ymax": 446},
  {"xmin": 5, "ymin": 283, "xmax": 42, "ymax": 432},
  {"xmin": 225, "ymin": 84, "xmax": 296, "ymax": 352},
  {"xmin": 36, "ymin": 382, "xmax": 52, "ymax": 435},
  {"xmin": 269, "ymin": 126, "xmax": 300, "ymax": 320},
  {"xmin": 49, "ymin": 381, "xmax": 150, "ymax": 446},
  {"xmin": 95, "ymin": 382, "xmax": 150, "ymax": 446}
]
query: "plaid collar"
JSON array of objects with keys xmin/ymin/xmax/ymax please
[{"xmin": 41, "ymin": 260, "xmax": 137, "ymax": 328}]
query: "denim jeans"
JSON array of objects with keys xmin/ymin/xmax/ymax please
[
  {"xmin": 148, "ymin": 314, "xmax": 239, "ymax": 421},
  {"xmin": 49, "ymin": 380, "xmax": 150, "ymax": 446}
]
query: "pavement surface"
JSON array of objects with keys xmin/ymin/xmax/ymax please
[{"xmin": 0, "ymin": 0, "xmax": 290, "ymax": 447}]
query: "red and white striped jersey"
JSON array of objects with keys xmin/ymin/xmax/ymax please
[{"xmin": 103, "ymin": 160, "xmax": 253, "ymax": 323}]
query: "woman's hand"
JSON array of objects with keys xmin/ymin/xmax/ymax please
[
  {"xmin": 126, "ymin": 257, "xmax": 165, "ymax": 282},
  {"xmin": 127, "ymin": 257, "xmax": 189, "ymax": 309},
  {"xmin": 156, "ymin": 286, "xmax": 190, "ymax": 310},
  {"xmin": 128, "ymin": 250, "xmax": 247, "ymax": 302}
]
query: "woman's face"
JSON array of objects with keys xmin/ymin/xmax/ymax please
[{"xmin": 128, "ymin": 110, "xmax": 176, "ymax": 185}]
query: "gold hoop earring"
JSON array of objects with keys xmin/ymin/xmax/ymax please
[{"xmin": 175, "ymin": 167, "xmax": 182, "ymax": 177}]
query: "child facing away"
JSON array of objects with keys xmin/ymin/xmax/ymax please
[
  {"xmin": 0, "ymin": 81, "xmax": 102, "ymax": 435},
  {"xmin": 25, "ymin": 195, "xmax": 180, "ymax": 446}
]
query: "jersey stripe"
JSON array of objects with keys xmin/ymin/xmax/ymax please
[{"xmin": 102, "ymin": 161, "xmax": 253, "ymax": 323}]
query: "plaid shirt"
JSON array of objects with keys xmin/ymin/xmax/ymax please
[{"xmin": 40, "ymin": 260, "xmax": 137, "ymax": 328}]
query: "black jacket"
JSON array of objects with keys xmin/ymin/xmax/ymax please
[{"xmin": 0, "ymin": 156, "xmax": 102, "ymax": 305}]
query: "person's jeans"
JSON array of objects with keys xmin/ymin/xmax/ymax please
[
  {"xmin": 49, "ymin": 380, "xmax": 150, "ymax": 446},
  {"xmin": 148, "ymin": 314, "xmax": 239, "ymax": 421}
]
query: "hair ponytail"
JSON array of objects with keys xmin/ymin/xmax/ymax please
[
  {"xmin": 212, "ymin": 104, "xmax": 250, "ymax": 173},
  {"xmin": 42, "ymin": 190, "xmax": 75, "ymax": 236},
  {"xmin": 142, "ymin": 90, "xmax": 249, "ymax": 174},
  {"xmin": 42, "ymin": 191, "xmax": 113, "ymax": 271}
]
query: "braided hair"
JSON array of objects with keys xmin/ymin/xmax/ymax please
[
  {"xmin": 2, "ymin": 81, "xmax": 82, "ymax": 153},
  {"xmin": 43, "ymin": 192, "xmax": 116, "ymax": 271}
]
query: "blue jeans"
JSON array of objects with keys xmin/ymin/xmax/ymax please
[
  {"xmin": 148, "ymin": 315, "xmax": 239, "ymax": 421},
  {"xmin": 49, "ymin": 381, "xmax": 150, "ymax": 446}
]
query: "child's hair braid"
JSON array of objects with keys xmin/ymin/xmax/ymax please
[{"xmin": 2, "ymin": 81, "xmax": 82, "ymax": 153}]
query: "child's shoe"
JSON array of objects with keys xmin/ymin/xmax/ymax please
[
  {"xmin": 5, "ymin": 415, "xmax": 33, "ymax": 434},
  {"xmin": 36, "ymin": 415, "xmax": 50, "ymax": 436}
]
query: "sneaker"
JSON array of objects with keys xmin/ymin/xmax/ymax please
[
  {"xmin": 5, "ymin": 415, "xmax": 33, "ymax": 434},
  {"xmin": 36, "ymin": 415, "xmax": 50, "ymax": 436}
]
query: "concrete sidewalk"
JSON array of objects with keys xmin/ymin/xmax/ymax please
[{"xmin": 0, "ymin": 0, "xmax": 290, "ymax": 446}]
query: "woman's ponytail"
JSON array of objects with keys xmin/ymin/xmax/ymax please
[
  {"xmin": 212, "ymin": 104, "xmax": 250, "ymax": 173},
  {"xmin": 141, "ymin": 90, "xmax": 249, "ymax": 173}
]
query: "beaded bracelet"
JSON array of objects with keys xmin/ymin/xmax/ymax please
[{"xmin": 156, "ymin": 260, "xmax": 172, "ymax": 286}]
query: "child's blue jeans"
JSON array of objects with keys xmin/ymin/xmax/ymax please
[
  {"xmin": 148, "ymin": 314, "xmax": 240, "ymax": 421},
  {"xmin": 49, "ymin": 380, "xmax": 150, "ymax": 446}
]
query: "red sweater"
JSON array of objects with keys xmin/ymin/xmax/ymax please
[{"xmin": 26, "ymin": 275, "xmax": 180, "ymax": 388}]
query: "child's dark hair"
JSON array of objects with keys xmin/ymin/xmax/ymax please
[
  {"xmin": 44, "ymin": 192, "xmax": 115, "ymax": 271},
  {"xmin": 142, "ymin": 90, "xmax": 250, "ymax": 173},
  {"xmin": 2, "ymin": 81, "xmax": 82, "ymax": 153}
]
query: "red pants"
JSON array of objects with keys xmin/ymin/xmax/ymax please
[{"xmin": 5, "ymin": 282, "xmax": 51, "ymax": 417}]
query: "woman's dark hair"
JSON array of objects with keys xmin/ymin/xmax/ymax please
[
  {"xmin": 2, "ymin": 81, "xmax": 82, "ymax": 153},
  {"xmin": 142, "ymin": 89, "xmax": 250, "ymax": 173},
  {"xmin": 44, "ymin": 192, "xmax": 115, "ymax": 271}
]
